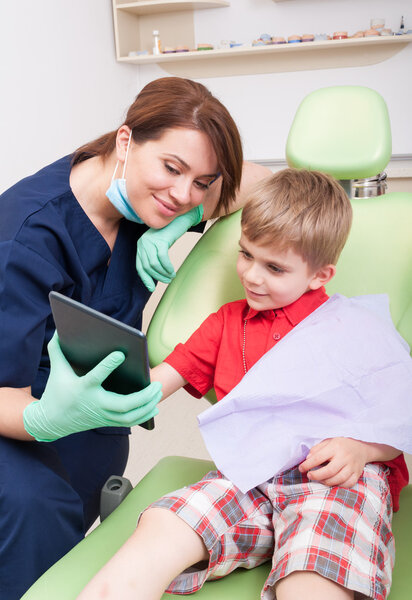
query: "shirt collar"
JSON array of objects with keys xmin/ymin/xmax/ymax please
[{"xmin": 244, "ymin": 287, "xmax": 329, "ymax": 325}]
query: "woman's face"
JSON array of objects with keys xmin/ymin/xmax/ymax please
[{"xmin": 121, "ymin": 127, "xmax": 219, "ymax": 229}]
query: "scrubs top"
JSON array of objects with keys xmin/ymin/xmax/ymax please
[{"xmin": 0, "ymin": 155, "xmax": 151, "ymax": 400}]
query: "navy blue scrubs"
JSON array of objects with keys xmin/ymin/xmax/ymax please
[{"xmin": 0, "ymin": 156, "xmax": 152, "ymax": 599}]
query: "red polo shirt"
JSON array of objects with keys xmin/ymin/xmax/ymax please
[{"xmin": 165, "ymin": 287, "xmax": 408, "ymax": 510}]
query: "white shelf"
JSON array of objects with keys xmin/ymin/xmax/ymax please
[
  {"xmin": 118, "ymin": 34, "xmax": 412, "ymax": 78},
  {"xmin": 116, "ymin": 1, "xmax": 230, "ymax": 16}
]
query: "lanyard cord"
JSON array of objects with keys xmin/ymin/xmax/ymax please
[
  {"xmin": 242, "ymin": 309, "xmax": 278, "ymax": 374},
  {"xmin": 242, "ymin": 307, "xmax": 252, "ymax": 374},
  {"xmin": 242, "ymin": 317, "xmax": 248, "ymax": 374}
]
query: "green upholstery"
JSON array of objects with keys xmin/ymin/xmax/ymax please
[
  {"xmin": 286, "ymin": 86, "xmax": 392, "ymax": 180},
  {"xmin": 22, "ymin": 192, "xmax": 412, "ymax": 599}
]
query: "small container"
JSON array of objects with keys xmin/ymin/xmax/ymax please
[
  {"xmin": 272, "ymin": 36, "xmax": 286, "ymax": 44},
  {"xmin": 197, "ymin": 43, "xmax": 214, "ymax": 51},
  {"xmin": 365, "ymin": 28, "xmax": 380, "ymax": 37},
  {"xmin": 380, "ymin": 28, "xmax": 393, "ymax": 36},
  {"xmin": 370, "ymin": 18, "xmax": 385, "ymax": 31},
  {"xmin": 288, "ymin": 34, "xmax": 302, "ymax": 43},
  {"xmin": 352, "ymin": 172, "xmax": 387, "ymax": 198},
  {"xmin": 301, "ymin": 33, "xmax": 315, "ymax": 42},
  {"xmin": 220, "ymin": 40, "xmax": 235, "ymax": 49},
  {"xmin": 175, "ymin": 45, "xmax": 189, "ymax": 52},
  {"xmin": 333, "ymin": 31, "xmax": 348, "ymax": 40},
  {"xmin": 162, "ymin": 46, "xmax": 176, "ymax": 53},
  {"xmin": 152, "ymin": 30, "xmax": 161, "ymax": 55},
  {"xmin": 314, "ymin": 33, "xmax": 328, "ymax": 41},
  {"xmin": 351, "ymin": 30, "xmax": 365, "ymax": 38},
  {"xmin": 128, "ymin": 50, "xmax": 149, "ymax": 57}
]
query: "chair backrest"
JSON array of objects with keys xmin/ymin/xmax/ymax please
[
  {"xmin": 286, "ymin": 85, "xmax": 392, "ymax": 180},
  {"xmin": 147, "ymin": 192, "xmax": 412, "ymax": 403}
]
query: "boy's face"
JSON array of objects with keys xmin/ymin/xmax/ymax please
[{"xmin": 237, "ymin": 234, "xmax": 327, "ymax": 311}]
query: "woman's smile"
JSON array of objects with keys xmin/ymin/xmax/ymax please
[{"xmin": 153, "ymin": 194, "xmax": 180, "ymax": 217}]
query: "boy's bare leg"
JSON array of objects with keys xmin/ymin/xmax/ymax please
[
  {"xmin": 276, "ymin": 571, "xmax": 354, "ymax": 600},
  {"xmin": 76, "ymin": 508, "xmax": 209, "ymax": 600}
]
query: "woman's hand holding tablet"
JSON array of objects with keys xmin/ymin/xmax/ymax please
[
  {"xmin": 23, "ymin": 333, "xmax": 162, "ymax": 441},
  {"xmin": 23, "ymin": 292, "xmax": 162, "ymax": 441}
]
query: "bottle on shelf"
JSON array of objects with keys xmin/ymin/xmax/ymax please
[{"xmin": 152, "ymin": 30, "xmax": 162, "ymax": 55}]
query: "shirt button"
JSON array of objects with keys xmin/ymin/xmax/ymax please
[{"xmin": 273, "ymin": 333, "xmax": 281, "ymax": 340}]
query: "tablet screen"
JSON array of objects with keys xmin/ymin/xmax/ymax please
[{"xmin": 49, "ymin": 291, "xmax": 154, "ymax": 430}]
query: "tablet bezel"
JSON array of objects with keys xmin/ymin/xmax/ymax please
[{"xmin": 49, "ymin": 291, "xmax": 154, "ymax": 430}]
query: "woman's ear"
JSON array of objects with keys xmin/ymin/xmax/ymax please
[
  {"xmin": 308, "ymin": 264, "xmax": 336, "ymax": 290},
  {"xmin": 115, "ymin": 125, "xmax": 132, "ymax": 162}
]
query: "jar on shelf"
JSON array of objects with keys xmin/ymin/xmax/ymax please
[{"xmin": 152, "ymin": 30, "xmax": 162, "ymax": 55}]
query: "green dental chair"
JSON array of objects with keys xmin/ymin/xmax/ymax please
[{"xmin": 22, "ymin": 86, "xmax": 412, "ymax": 599}]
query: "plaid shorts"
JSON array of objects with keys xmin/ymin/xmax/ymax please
[{"xmin": 147, "ymin": 463, "xmax": 394, "ymax": 599}]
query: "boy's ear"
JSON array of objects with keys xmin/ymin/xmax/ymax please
[{"xmin": 308, "ymin": 264, "xmax": 336, "ymax": 290}]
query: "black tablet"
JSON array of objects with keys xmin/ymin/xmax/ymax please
[{"xmin": 49, "ymin": 291, "xmax": 154, "ymax": 430}]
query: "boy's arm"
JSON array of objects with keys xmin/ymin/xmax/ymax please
[
  {"xmin": 299, "ymin": 437, "xmax": 401, "ymax": 488},
  {"xmin": 150, "ymin": 363, "xmax": 187, "ymax": 401}
]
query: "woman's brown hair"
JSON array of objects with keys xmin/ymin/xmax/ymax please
[{"xmin": 72, "ymin": 77, "xmax": 243, "ymax": 212}]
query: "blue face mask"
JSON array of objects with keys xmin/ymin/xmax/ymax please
[{"xmin": 106, "ymin": 131, "xmax": 144, "ymax": 224}]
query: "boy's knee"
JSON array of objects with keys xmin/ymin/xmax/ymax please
[
  {"xmin": 138, "ymin": 507, "xmax": 209, "ymax": 561},
  {"xmin": 276, "ymin": 572, "xmax": 354, "ymax": 600},
  {"xmin": 138, "ymin": 506, "xmax": 178, "ymax": 531}
]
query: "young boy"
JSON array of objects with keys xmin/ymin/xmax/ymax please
[{"xmin": 78, "ymin": 169, "xmax": 406, "ymax": 600}]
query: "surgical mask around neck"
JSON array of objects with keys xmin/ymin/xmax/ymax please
[{"xmin": 106, "ymin": 131, "xmax": 144, "ymax": 224}]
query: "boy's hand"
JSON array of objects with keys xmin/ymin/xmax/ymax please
[{"xmin": 299, "ymin": 437, "xmax": 368, "ymax": 488}]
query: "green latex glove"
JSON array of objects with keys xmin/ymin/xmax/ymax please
[
  {"xmin": 23, "ymin": 333, "xmax": 162, "ymax": 442},
  {"xmin": 136, "ymin": 204, "xmax": 204, "ymax": 292}
]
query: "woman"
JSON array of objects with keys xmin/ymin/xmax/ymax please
[{"xmin": 0, "ymin": 77, "xmax": 270, "ymax": 598}]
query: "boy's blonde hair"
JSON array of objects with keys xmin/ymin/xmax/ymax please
[{"xmin": 241, "ymin": 168, "xmax": 353, "ymax": 270}]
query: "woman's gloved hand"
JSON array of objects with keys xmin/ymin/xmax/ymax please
[
  {"xmin": 23, "ymin": 333, "xmax": 162, "ymax": 442},
  {"xmin": 136, "ymin": 204, "xmax": 203, "ymax": 292}
]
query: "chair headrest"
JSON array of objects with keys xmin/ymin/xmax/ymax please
[{"xmin": 286, "ymin": 86, "xmax": 392, "ymax": 180}]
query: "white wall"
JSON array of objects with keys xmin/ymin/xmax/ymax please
[
  {"xmin": 139, "ymin": 0, "xmax": 412, "ymax": 160},
  {"xmin": 1, "ymin": 1, "xmax": 411, "ymax": 189},
  {"xmin": 0, "ymin": 0, "xmax": 139, "ymax": 192}
]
